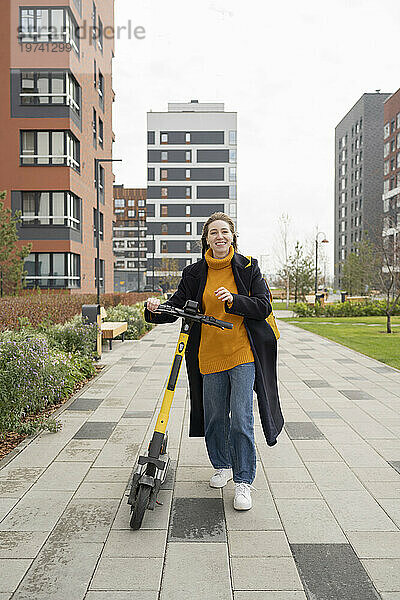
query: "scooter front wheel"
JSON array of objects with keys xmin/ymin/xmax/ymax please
[{"xmin": 130, "ymin": 484, "xmax": 151, "ymax": 530}]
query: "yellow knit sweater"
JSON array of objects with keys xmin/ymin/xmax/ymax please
[{"xmin": 199, "ymin": 246, "xmax": 254, "ymax": 374}]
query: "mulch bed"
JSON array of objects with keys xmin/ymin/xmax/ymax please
[{"xmin": 0, "ymin": 364, "xmax": 105, "ymax": 463}]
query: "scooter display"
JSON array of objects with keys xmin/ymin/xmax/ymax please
[{"xmin": 127, "ymin": 299, "xmax": 233, "ymax": 530}]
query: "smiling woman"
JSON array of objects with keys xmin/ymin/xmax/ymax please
[{"xmin": 145, "ymin": 211, "xmax": 284, "ymax": 512}]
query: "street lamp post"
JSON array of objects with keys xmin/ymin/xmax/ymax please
[
  {"xmin": 315, "ymin": 231, "xmax": 329, "ymax": 303},
  {"xmin": 95, "ymin": 158, "xmax": 122, "ymax": 304}
]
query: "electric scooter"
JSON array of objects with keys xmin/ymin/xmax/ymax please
[{"xmin": 127, "ymin": 299, "xmax": 233, "ymax": 530}]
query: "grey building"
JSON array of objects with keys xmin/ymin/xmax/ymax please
[
  {"xmin": 334, "ymin": 92, "xmax": 391, "ymax": 288},
  {"xmin": 146, "ymin": 100, "xmax": 237, "ymax": 286}
]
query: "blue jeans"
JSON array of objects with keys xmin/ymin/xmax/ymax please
[{"xmin": 202, "ymin": 362, "xmax": 256, "ymax": 484}]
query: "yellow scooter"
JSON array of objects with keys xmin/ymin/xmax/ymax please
[{"xmin": 127, "ymin": 299, "xmax": 233, "ymax": 529}]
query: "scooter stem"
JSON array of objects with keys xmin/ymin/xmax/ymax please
[{"xmin": 154, "ymin": 319, "xmax": 192, "ymax": 434}]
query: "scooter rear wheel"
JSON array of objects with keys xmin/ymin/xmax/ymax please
[{"xmin": 130, "ymin": 484, "xmax": 151, "ymax": 530}]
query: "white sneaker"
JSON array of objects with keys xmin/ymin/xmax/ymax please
[
  {"xmin": 209, "ymin": 468, "xmax": 233, "ymax": 488},
  {"xmin": 234, "ymin": 482, "xmax": 256, "ymax": 510}
]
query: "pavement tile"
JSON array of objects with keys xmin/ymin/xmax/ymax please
[
  {"xmin": 347, "ymin": 532, "xmax": 400, "ymax": 559},
  {"xmin": 0, "ymin": 559, "xmax": 32, "ymax": 593},
  {"xmin": 10, "ymin": 541, "xmax": 102, "ymax": 600},
  {"xmin": 362, "ymin": 559, "xmax": 400, "ymax": 592},
  {"xmin": 90, "ymin": 557, "xmax": 163, "ymax": 591},
  {"xmin": 51, "ymin": 498, "xmax": 119, "ymax": 542},
  {"xmin": 173, "ymin": 481, "xmax": 221, "ymax": 498},
  {"xmin": 264, "ymin": 467, "xmax": 313, "ymax": 483},
  {"xmin": 275, "ymin": 498, "xmax": 346, "ymax": 543},
  {"xmin": 31, "ymin": 461, "xmax": 91, "ymax": 491},
  {"xmin": 231, "ymin": 557, "xmax": 303, "ymax": 591},
  {"xmin": 376, "ymin": 500, "xmax": 400, "ymax": 528},
  {"xmin": 73, "ymin": 421, "xmax": 117, "ymax": 440},
  {"xmin": 74, "ymin": 482, "xmax": 126, "ymax": 498},
  {"xmin": 0, "ymin": 531, "xmax": 48, "ymax": 559},
  {"xmin": 84, "ymin": 467, "xmax": 131, "ymax": 483},
  {"xmin": 112, "ymin": 490, "xmax": 172, "ymax": 530},
  {"xmin": 0, "ymin": 490, "xmax": 74, "ymax": 532},
  {"xmin": 160, "ymin": 542, "xmax": 232, "ymax": 599},
  {"xmin": 228, "ymin": 531, "xmax": 291, "ymax": 557},
  {"xmin": 175, "ymin": 466, "xmax": 213, "ymax": 482},
  {"xmin": 3, "ymin": 445, "xmax": 62, "ymax": 468},
  {"xmin": 268, "ymin": 482, "xmax": 322, "ymax": 499},
  {"xmin": 352, "ymin": 467, "xmax": 400, "ymax": 482},
  {"xmin": 234, "ymin": 593, "xmax": 306, "ymax": 600},
  {"xmin": 168, "ymin": 497, "xmax": 226, "ymax": 542},
  {"xmin": 103, "ymin": 529, "xmax": 167, "ymax": 558},
  {"xmin": 65, "ymin": 398, "xmax": 103, "ymax": 411},
  {"xmin": 305, "ymin": 461, "xmax": 365, "ymax": 491},
  {"xmin": 0, "ymin": 499, "xmax": 18, "ymax": 522},
  {"xmin": 321, "ymin": 490, "xmax": 397, "ymax": 532},
  {"xmin": 92, "ymin": 442, "xmax": 140, "ymax": 468},
  {"xmin": 86, "ymin": 593, "xmax": 158, "ymax": 600},
  {"xmin": 291, "ymin": 544, "xmax": 380, "ymax": 600},
  {"xmin": 223, "ymin": 493, "xmax": 281, "ymax": 531},
  {"xmin": 54, "ymin": 447, "xmax": 100, "ymax": 462},
  {"xmin": 333, "ymin": 443, "xmax": 389, "ymax": 468}
]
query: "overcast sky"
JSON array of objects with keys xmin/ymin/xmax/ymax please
[{"xmin": 112, "ymin": 0, "xmax": 400, "ymax": 276}]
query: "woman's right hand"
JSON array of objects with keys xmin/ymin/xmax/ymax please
[{"xmin": 146, "ymin": 297, "xmax": 161, "ymax": 313}]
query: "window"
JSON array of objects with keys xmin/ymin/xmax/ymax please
[
  {"xmin": 20, "ymin": 130, "xmax": 80, "ymax": 170},
  {"xmin": 99, "ymin": 118, "xmax": 103, "ymax": 148},
  {"xmin": 186, "ymin": 259, "xmax": 191, "ymax": 266},
  {"xmin": 186, "ymin": 151, "xmax": 191, "ymax": 162},
  {"xmin": 391, "ymin": 119, "xmax": 396, "ymax": 133},
  {"xmin": 97, "ymin": 16, "xmax": 103, "ymax": 51},
  {"xmin": 230, "ymin": 203, "xmax": 236, "ymax": 217},
  {"xmin": 384, "ymin": 179, "xmax": 390, "ymax": 193},
  {"xmin": 115, "ymin": 198, "xmax": 125, "ymax": 208},
  {"xmin": 391, "ymin": 139, "xmax": 396, "ymax": 153},
  {"xmin": 186, "ymin": 187, "xmax": 191, "ymax": 198},
  {"xmin": 397, "ymin": 153, "xmax": 400, "ymax": 169},
  {"xmin": 384, "ymin": 198, "xmax": 389, "ymax": 212},
  {"xmin": 94, "ymin": 59, "xmax": 97, "ymax": 88},
  {"xmin": 21, "ymin": 191, "xmax": 80, "ymax": 229},
  {"xmin": 98, "ymin": 70, "xmax": 104, "ymax": 111},
  {"xmin": 384, "ymin": 142, "xmax": 390, "ymax": 158},
  {"xmin": 161, "ymin": 241, "xmax": 167, "ymax": 252},
  {"xmin": 161, "ymin": 151, "xmax": 168, "ymax": 161},
  {"xmin": 161, "ymin": 133, "xmax": 168, "ymax": 143},
  {"xmin": 20, "ymin": 7, "xmax": 79, "ymax": 52},
  {"xmin": 98, "ymin": 165, "xmax": 104, "ymax": 203},
  {"xmin": 92, "ymin": 2, "xmax": 97, "ymax": 40},
  {"xmin": 229, "ymin": 130, "xmax": 237, "ymax": 145},
  {"xmin": 186, "ymin": 169, "xmax": 190, "ymax": 179},
  {"xmin": 95, "ymin": 258, "xmax": 105, "ymax": 290},
  {"xmin": 229, "ymin": 185, "xmax": 236, "ymax": 199},
  {"xmin": 391, "ymin": 158, "xmax": 395, "ymax": 171},
  {"xmin": 161, "ymin": 187, "xmax": 168, "ymax": 197},
  {"xmin": 93, "ymin": 208, "xmax": 103, "ymax": 240},
  {"xmin": 148, "ymin": 131, "xmax": 155, "ymax": 145},
  {"xmin": 92, "ymin": 108, "xmax": 97, "ymax": 147},
  {"xmin": 138, "ymin": 199, "xmax": 145, "ymax": 207},
  {"xmin": 114, "ymin": 208, "xmax": 124, "ymax": 214},
  {"xmin": 229, "ymin": 149, "xmax": 237, "ymax": 163},
  {"xmin": 185, "ymin": 132, "xmax": 191, "ymax": 143},
  {"xmin": 128, "ymin": 210, "xmax": 135, "ymax": 217},
  {"xmin": 24, "ymin": 252, "xmax": 80, "ymax": 288},
  {"xmin": 185, "ymin": 205, "xmax": 191, "ymax": 215},
  {"xmin": 384, "ymin": 123, "xmax": 390, "ymax": 138},
  {"xmin": 186, "ymin": 223, "xmax": 191, "ymax": 234},
  {"xmin": 186, "ymin": 241, "xmax": 191, "ymax": 251},
  {"xmin": 20, "ymin": 71, "xmax": 80, "ymax": 113},
  {"xmin": 161, "ymin": 169, "xmax": 167, "ymax": 180},
  {"xmin": 161, "ymin": 205, "xmax": 168, "ymax": 217},
  {"xmin": 148, "ymin": 168, "xmax": 155, "ymax": 181},
  {"xmin": 229, "ymin": 167, "xmax": 236, "ymax": 182}
]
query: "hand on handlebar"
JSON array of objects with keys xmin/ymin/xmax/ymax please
[{"xmin": 146, "ymin": 297, "xmax": 161, "ymax": 313}]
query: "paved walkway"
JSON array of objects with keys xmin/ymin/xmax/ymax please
[{"xmin": 1, "ymin": 320, "xmax": 400, "ymax": 599}]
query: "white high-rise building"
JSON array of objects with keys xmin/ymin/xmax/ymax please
[{"xmin": 146, "ymin": 100, "xmax": 237, "ymax": 286}]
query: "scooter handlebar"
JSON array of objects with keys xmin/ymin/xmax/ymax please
[{"xmin": 144, "ymin": 301, "xmax": 233, "ymax": 330}]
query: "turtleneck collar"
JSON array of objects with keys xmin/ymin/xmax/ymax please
[{"xmin": 205, "ymin": 245, "xmax": 234, "ymax": 270}]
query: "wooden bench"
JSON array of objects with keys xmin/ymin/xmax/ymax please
[{"xmin": 100, "ymin": 307, "xmax": 128, "ymax": 350}]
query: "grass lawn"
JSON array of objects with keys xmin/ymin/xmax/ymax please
[
  {"xmin": 272, "ymin": 301, "xmax": 296, "ymax": 310},
  {"xmin": 279, "ymin": 316, "xmax": 400, "ymax": 370}
]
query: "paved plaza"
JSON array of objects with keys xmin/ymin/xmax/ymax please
[{"xmin": 1, "ymin": 319, "xmax": 400, "ymax": 599}]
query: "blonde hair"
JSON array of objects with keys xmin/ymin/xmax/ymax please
[{"xmin": 201, "ymin": 212, "xmax": 238, "ymax": 256}]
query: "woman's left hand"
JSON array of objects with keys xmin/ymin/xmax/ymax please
[{"xmin": 214, "ymin": 287, "xmax": 233, "ymax": 303}]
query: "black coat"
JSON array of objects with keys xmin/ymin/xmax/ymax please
[{"xmin": 144, "ymin": 251, "xmax": 284, "ymax": 446}]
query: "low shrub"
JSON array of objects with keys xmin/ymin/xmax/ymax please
[
  {"xmin": 42, "ymin": 314, "xmax": 98, "ymax": 358},
  {"xmin": 0, "ymin": 331, "xmax": 95, "ymax": 437},
  {"xmin": 293, "ymin": 300, "xmax": 400, "ymax": 317},
  {"xmin": 105, "ymin": 302, "xmax": 153, "ymax": 339}
]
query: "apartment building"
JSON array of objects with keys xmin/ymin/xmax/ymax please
[
  {"xmin": 146, "ymin": 100, "xmax": 237, "ymax": 286},
  {"xmin": 113, "ymin": 185, "xmax": 147, "ymax": 292},
  {"xmin": 382, "ymin": 89, "xmax": 400, "ymax": 279},
  {"xmin": 0, "ymin": 0, "xmax": 115, "ymax": 293},
  {"xmin": 334, "ymin": 92, "xmax": 391, "ymax": 288}
]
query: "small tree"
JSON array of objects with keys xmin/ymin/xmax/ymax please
[
  {"xmin": 378, "ymin": 229, "xmax": 400, "ymax": 333},
  {"xmin": 0, "ymin": 191, "xmax": 32, "ymax": 297},
  {"xmin": 341, "ymin": 239, "xmax": 379, "ymax": 296},
  {"xmin": 158, "ymin": 256, "xmax": 180, "ymax": 292},
  {"xmin": 288, "ymin": 242, "xmax": 314, "ymax": 302}
]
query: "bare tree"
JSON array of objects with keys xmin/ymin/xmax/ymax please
[
  {"xmin": 379, "ymin": 226, "xmax": 400, "ymax": 333},
  {"xmin": 274, "ymin": 213, "xmax": 291, "ymax": 308}
]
